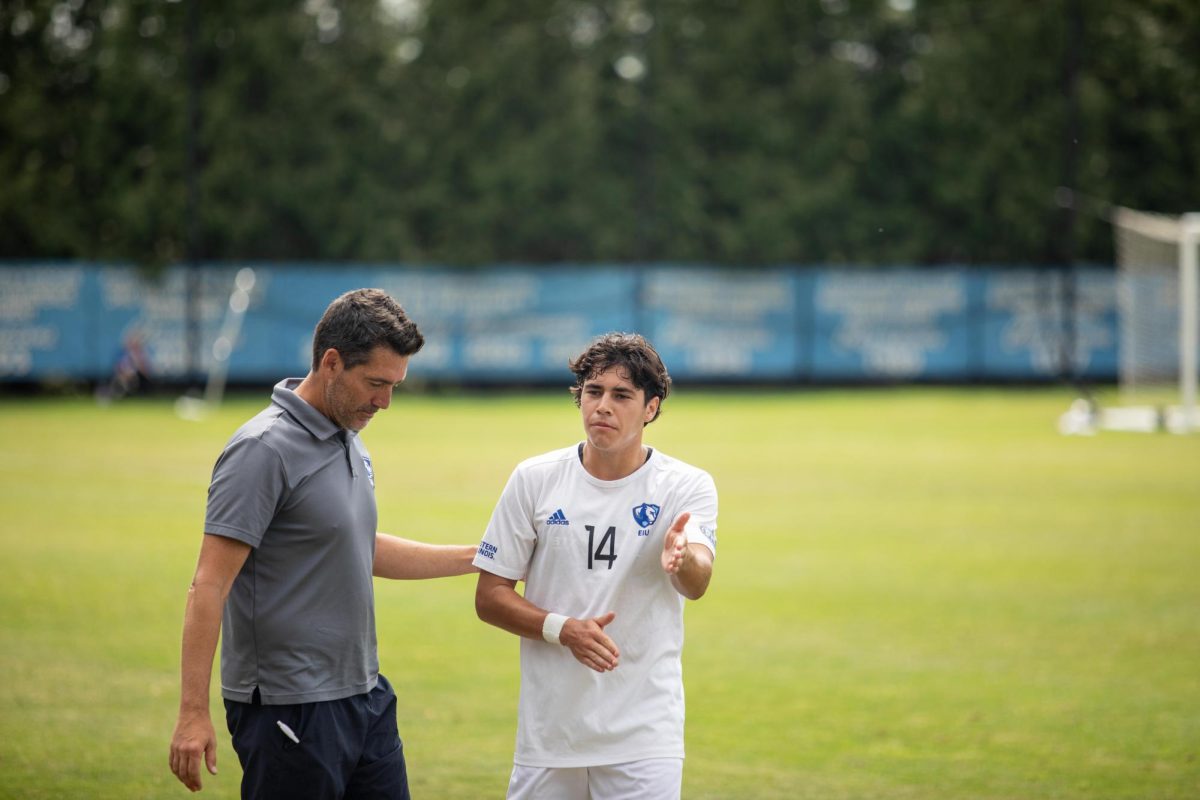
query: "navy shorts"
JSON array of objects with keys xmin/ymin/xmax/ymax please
[{"xmin": 224, "ymin": 674, "xmax": 410, "ymax": 800}]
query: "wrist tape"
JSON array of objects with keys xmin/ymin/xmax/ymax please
[{"xmin": 542, "ymin": 613, "xmax": 568, "ymax": 645}]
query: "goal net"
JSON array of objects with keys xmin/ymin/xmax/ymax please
[
  {"xmin": 175, "ymin": 267, "xmax": 258, "ymax": 420},
  {"xmin": 1104, "ymin": 208, "xmax": 1198, "ymax": 433}
]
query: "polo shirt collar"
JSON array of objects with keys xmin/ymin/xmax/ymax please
[{"xmin": 271, "ymin": 378, "xmax": 345, "ymax": 441}]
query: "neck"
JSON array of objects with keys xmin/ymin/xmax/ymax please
[
  {"xmin": 581, "ymin": 440, "xmax": 647, "ymax": 481},
  {"xmin": 292, "ymin": 372, "xmax": 328, "ymax": 417}
]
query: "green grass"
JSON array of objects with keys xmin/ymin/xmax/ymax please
[{"xmin": 1, "ymin": 387, "xmax": 1198, "ymax": 799}]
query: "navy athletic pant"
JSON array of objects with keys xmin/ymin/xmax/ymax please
[{"xmin": 224, "ymin": 674, "xmax": 410, "ymax": 800}]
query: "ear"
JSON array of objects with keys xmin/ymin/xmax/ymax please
[
  {"xmin": 318, "ymin": 348, "xmax": 343, "ymax": 373},
  {"xmin": 644, "ymin": 396, "xmax": 660, "ymax": 424}
]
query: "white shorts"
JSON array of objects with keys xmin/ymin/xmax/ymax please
[{"xmin": 507, "ymin": 758, "xmax": 683, "ymax": 800}]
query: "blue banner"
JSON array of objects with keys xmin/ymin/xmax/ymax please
[
  {"xmin": 810, "ymin": 269, "xmax": 972, "ymax": 379},
  {"xmin": 979, "ymin": 268, "xmax": 1118, "ymax": 380},
  {"xmin": 0, "ymin": 262, "xmax": 1123, "ymax": 384},
  {"xmin": 642, "ymin": 267, "xmax": 800, "ymax": 379}
]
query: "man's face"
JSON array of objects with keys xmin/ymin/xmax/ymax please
[
  {"xmin": 579, "ymin": 366, "xmax": 659, "ymax": 453},
  {"xmin": 323, "ymin": 346, "xmax": 410, "ymax": 432}
]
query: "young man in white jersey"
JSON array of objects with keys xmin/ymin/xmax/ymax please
[{"xmin": 474, "ymin": 332, "xmax": 718, "ymax": 800}]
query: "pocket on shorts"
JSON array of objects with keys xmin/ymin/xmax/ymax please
[
  {"xmin": 361, "ymin": 686, "xmax": 401, "ymax": 764},
  {"xmin": 271, "ymin": 702, "xmax": 317, "ymax": 753}
]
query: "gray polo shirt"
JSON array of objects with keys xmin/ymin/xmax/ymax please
[{"xmin": 205, "ymin": 378, "xmax": 380, "ymax": 705}]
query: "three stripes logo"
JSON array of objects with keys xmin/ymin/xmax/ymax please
[{"xmin": 546, "ymin": 509, "xmax": 570, "ymax": 526}]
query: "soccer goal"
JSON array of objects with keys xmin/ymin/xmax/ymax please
[
  {"xmin": 175, "ymin": 267, "xmax": 257, "ymax": 420},
  {"xmin": 1080, "ymin": 208, "xmax": 1199, "ymax": 434}
]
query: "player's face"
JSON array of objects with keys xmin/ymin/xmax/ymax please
[
  {"xmin": 579, "ymin": 367, "xmax": 660, "ymax": 453},
  {"xmin": 324, "ymin": 346, "xmax": 410, "ymax": 432}
]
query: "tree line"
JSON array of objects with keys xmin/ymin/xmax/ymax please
[{"xmin": 1, "ymin": 0, "xmax": 1196, "ymax": 268}]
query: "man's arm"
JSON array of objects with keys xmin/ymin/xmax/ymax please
[
  {"xmin": 475, "ymin": 570, "xmax": 620, "ymax": 673},
  {"xmin": 169, "ymin": 534, "xmax": 251, "ymax": 793},
  {"xmin": 661, "ymin": 512, "xmax": 714, "ymax": 600},
  {"xmin": 373, "ymin": 533, "xmax": 478, "ymax": 579}
]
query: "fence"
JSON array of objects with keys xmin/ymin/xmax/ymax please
[{"xmin": 0, "ymin": 263, "xmax": 1116, "ymax": 384}]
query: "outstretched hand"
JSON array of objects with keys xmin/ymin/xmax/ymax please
[
  {"xmin": 661, "ymin": 512, "xmax": 691, "ymax": 574},
  {"xmin": 560, "ymin": 612, "xmax": 621, "ymax": 673}
]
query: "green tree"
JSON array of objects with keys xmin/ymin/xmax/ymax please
[{"xmin": 2, "ymin": 0, "xmax": 1197, "ymax": 266}]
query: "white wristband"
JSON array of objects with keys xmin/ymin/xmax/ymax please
[{"xmin": 542, "ymin": 613, "xmax": 568, "ymax": 645}]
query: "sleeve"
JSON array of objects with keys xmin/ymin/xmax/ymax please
[
  {"xmin": 681, "ymin": 470, "xmax": 718, "ymax": 556},
  {"xmin": 204, "ymin": 436, "xmax": 288, "ymax": 548},
  {"xmin": 473, "ymin": 466, "xmax": 538, "ymax": 581}
]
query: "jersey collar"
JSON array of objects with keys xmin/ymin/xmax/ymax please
[{"xmin": 271, "ymin": 378, "xmax": 344, "ymax": 441}]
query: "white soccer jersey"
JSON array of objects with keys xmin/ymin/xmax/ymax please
[{"xmin": 474, "ymin": 443, "xmax": 718, "ymax": 768}]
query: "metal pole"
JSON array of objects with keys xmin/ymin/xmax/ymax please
[
  {"xmin": 1180, "ymin": 214, "xmax": 1199, "ymax": 432},
  {"xmin": 1056, "ymin": 0, "xmax": 1083, "ymax": 387},
  {"xmin": 184, "ymin": 0, "xmax": 202, "ymax": 384}
]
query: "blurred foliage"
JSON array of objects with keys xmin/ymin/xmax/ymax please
[{"xmin": 0, "ymin": 0, "xmax": 1197, "ymax": 267}]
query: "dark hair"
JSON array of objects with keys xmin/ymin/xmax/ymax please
[
  {"xmin": 569, "ymin": 332, "xmax": 671, "ymax": 424},
  {"xmin": 311, "ymin": 288, "xmax": 424, "ymax": 370}
]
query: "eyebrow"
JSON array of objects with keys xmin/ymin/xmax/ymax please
[{"xmin": 584, "ymin": 381, "xmax": 635, "ymax": 393}]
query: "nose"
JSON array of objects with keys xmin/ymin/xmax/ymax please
[{"xmin": 374, "ymin": 388, "xmax": 392, "ymax": 410}]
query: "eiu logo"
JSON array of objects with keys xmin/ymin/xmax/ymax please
[
  {"xmin": 632, "ymin": 503, "xmax": 660, "ymax": 528},
  {"xmin": 546, "ymin": 509, "xmax": 570, "ymax": 526},
  {"xmin": 361, "ymin": 455, "xmax": 375, "ymax": 488}
]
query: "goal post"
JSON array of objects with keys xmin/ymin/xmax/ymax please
[
  {"xmin": 1105, "ymin": 207, "xmax": 1198, "ymax": 433},
  {"xmin": 175, "ymin": 267, "xmax": 258, "ymax": 420},
  {"xmin": 1182, "ymin": 214, "xmax": 1199, "ymax": 422}
]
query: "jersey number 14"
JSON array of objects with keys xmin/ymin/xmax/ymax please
[{"xmin": 585, "ymin": 525, "xmax": 617, "ymax": 570}]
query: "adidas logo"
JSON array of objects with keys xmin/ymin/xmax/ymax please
[{"xmin": 546, "ymin": 509, "xmax": 570, "ymax": 526}]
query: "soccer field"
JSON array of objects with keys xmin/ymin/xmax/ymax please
[{"xmin": 1, "ymin": 387, "xmax": 1197, "ymax": 799}]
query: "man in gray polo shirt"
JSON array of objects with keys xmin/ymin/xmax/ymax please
[{"xmin": 169, "ymin": 289, "xmax": 476, "ymax": 798}]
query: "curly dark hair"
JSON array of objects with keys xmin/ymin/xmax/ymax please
[
  {"xmin": 569, "ymin": 332, "xmax": 671, "ymax": 424},
  {"xmin": 311, "ymin": 288, "xmax": 424, "ymax": 370}
]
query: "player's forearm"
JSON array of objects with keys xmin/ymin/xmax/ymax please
[
  {"xmin": 178, "ymin": 582, "xmax": 224, "ymax": 714},
  {"xmin": 476, "ymin": 573, "xmax": 620, "ymax": 671},
  {"xmin": 373, "ymin": 533, "xmax": 478, "ymax": 579},
  {"xmin": 670, "ymin": 544, "xmax": 713, "ymax": 600},
  {"xmin": 475, "ymin": 579, "xmax": 548, "ymax": 640}
]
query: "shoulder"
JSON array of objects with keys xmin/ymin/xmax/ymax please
[
  {"xmin": 498, "ymin": 445, "xmax": 579, "ymax": 501},
  {"xmin": 512, "ymin": 444, "xmax": 579, "ymax": 476},
  {"xmin": 229, "ymin": 404, "xmax": 286, "ymax": 443},
  {"xmin": 218, "ymin": 405, "xmax": 323, "ymax": 486},
  {"xmin": 650, "ymin": 450, "xmax": 717, "ymax": 492},
  {"xmin": 225, "ymin": 407, "xmax": 294, "ymax": 459},
  {"xmin": 652, "ymin": 450, "xmax": 715, "ymax": 501}
]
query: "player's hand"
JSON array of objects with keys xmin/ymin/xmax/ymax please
[
  {"xmin": 560, "ymin": 612, "xmax": 621, "ymax": 673},
  {"xmin": 661, "ymin": 512, "xmax": 691, "ymax": 574},
  {"xmin": 169, "ymin": 709, "xmax": 218, "ymax": 792}
]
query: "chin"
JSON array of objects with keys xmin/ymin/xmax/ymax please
[{"xmin": 587, "ymin": 434, "xmax": 617, "ymax": 450}]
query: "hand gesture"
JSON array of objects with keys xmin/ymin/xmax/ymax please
[
  {"xmin": 661, "ymin": 512, "xmax": 691, "ymax": 574},
  {"xmin": 560, "ymin": 612, "xmax": 621, "ymax": 673}
]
